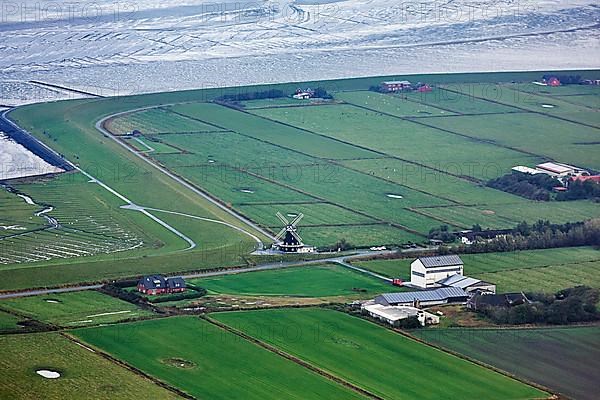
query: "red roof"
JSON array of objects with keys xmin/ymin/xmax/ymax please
[
  {"xmin": 571, "ymin": 175, "xmax": 600, "ymax": 183},
  {"xmin": 547, "ymin": 77, "xmax": 561, "ymax": 87}
]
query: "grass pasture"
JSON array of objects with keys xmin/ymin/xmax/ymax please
[
  {"xmin": 0, "ymin": 290, "xmax": 153, "ymax": 327},
  {"xmin": 0, "ymin": 333, "xmax": 179, "ymax": 400},
  {"xmin": 214, "ymin": 308, "xmax": 547, "ymax": 400},
  {"xmin": 4, "ymin": 71, "xmax": 599, "ymax": 291},
  {"xmin": 190, "ymin": 264, "xmax": 392, "ymax": 297},
  {"xmin": 0, "ymin": 309, "xmax": 22, "ymax": 331},
  {"xmin": 74, "ymin": 316, "xmax": 366, "ymax": 400},
  {"xmin": 415, "ymin": 327, "xmax": 600, "ymax": 400},
  {"xmin": 355, "ymin": 247, "xmax": 600, "ymax": 292},
  {"xmin": 0, "ymin": 189, "xmax": 46, "ymax": 239}
]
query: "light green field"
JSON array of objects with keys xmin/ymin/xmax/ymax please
[
  {"xmin": 356, "ymin": 247, "xmax": 600, "ymax": 292},
  {"xmin": 190, "ymin": 264, "xmax": 392, "ymax": 297},
  {"xmin": 74, "ymin": 316, "xmax": 366, "ymax": 400},
  {"xmin": 214, "ymin": 308, "xmax": 547, "ymax": 400},
  {"xmin": 415, "ymin": 327, "xmax": 600, "ymax": 400},
  {"xmin": 402, "ymin": 87, "xmax": 521, "ymax": 114},
  {"xmin": 423, "ymin": 113, "xmax": 600, "ymax": 170},
  {"xmin": 336, "ymin": 90, "xmax": 457, "ymax": 117},
  {"xmin": 251, "ymin": 103, "xmax": 541, "ymax": 181},
  {"xmin": 0, "ymin": 290, "xmax": 153, "ymax": 327},
  {"xmin": 476, "ymin": 260, "xmax": 600, "ymax": 293},
  {"xmin": 106, "ymin": 107, "xmax": 221, "ymax": 134},
  {"xmin": 299, "ymin": 224, "xmax": 424, "ymax": 248},
  {"xmin": 0, "ymin": 333, "xmax": 179, "ymax": 400}
]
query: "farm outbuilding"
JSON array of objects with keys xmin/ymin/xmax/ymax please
[
  {"xmin": 467, "ymin": 292, "xmax": 529, "ymax": 311},
  {"xmin": 362, "ymin": 303, "xmax": 440, "ymax": 326},
  {"xmin": 374, "ymin": 287, "xmax": 469, "ymax": 308},
  {"xmin": 436, "ymin": 274, "xmax": 496, "ymax": 294},
  {"xmin": 380, "ymin": 80, "xmax": 412, "ymax": 92},
  {"xmin": 410, "ymin": 255, "xmax": 464, "ymax": 288}
]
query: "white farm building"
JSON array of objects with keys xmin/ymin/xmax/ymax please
[
  {"xmin": 374, "ymin": 287, "xmax": 469, "ymax": 308},
  {"xmin": 410, "ymin": 255, "xmax": 464, "ymax": 288},
  {"xmin": 362, "ymin": 303, "xmax": 439, "ymax": 327}
]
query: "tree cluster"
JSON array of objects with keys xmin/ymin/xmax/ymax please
[
  {"xmin": 450, "ymin": 219, "xmax": 600, "ymax": 254},
  {"xmin": 487, "ymin": 173, "xmax": 557, "ymax": 201},
  {"xmin": 477, "ymin": 286, "xmax": 600, "ymax": 325},
  {"xmin": 556, "ymin": 180, "xmax": 600, "ymax": 201},
  {"xmin": 428, "ymin": 225, "xmax": 456, "ymax": 242}
]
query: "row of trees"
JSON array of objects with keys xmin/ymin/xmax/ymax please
[
  {"xmin": 542, "ymin": 74, "xmax": 583, "ymax": 85},
  {"xmin": 216, "ymin": 89, "xmax": 285, "ymax": 105},
  {"xmin": 556, "ymin": 180, "xmax": 600, "ymax": 201},
  {"xmin": 438, "ymin": 219, "xmax": 600, "ymax": 254},
  {"xmin": 478, "ymin": 286, "xmax": 599, "ymax": 325}
]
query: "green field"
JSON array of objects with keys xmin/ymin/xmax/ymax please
[
  {"xmin": 74, "ymin": 316, "xmax": 366, "ymax": 400},
  {"xmin": 214, "ymin": 308, "xmax": 546, "ymax": 400},
  {"xmin": 355, "ymin": 247, "xmax": 600, "ymax": 292},
  {"xmin": 0, "ymin": 309, "xmax": 22, "ymax": 331},
  {"xmin": 190, "ymin": 264, "xmax": 392, "ymax": 297},
  {"xmin": 4, "ymin": 71, "xmax": 599, "ymax": 291},
  {"xmin": 0, "ymin": 333, "xmax": 178, "ymax": 400},
  {"xmin": 0, "ymin": 290, "xmax": 153, "ymax": 327},
  {"xmin": 415, "ymin": 327, "xmax": 600, "ymax": 400}
]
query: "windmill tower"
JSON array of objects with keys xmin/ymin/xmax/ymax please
[{"xmin": 273, "ymin": 212, "xmax": 314, "ymax": 253}]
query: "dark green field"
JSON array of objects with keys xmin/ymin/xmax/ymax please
[
  {"xmin": 414, "ymin": 327, "xmax": 600, "ymax": 400},
  {"xmin": 190, "ymin": 264, "xmax": 393, "ymax": 297},
  {"xmin": 213, "ymin": 308, "xmax": 547, "ymax": 400},
  {"xmin": 74, "ymin": 316, "xmax": 366, "ymax": 400}
]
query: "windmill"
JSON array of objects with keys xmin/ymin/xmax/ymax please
[{"xmin": 273, "ymin": 212, "xmax": 313, "ymax": 253}]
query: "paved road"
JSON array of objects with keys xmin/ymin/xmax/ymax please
[
  {"xmin": 0, "ymin": 250, "xmax": 401, "ymax": 299},
  {"xmin": 95, "ymin": 108, "xmax": 275, "ymax": 244}
]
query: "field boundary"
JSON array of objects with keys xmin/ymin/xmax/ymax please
[
  {"xmin": 397, "ymin": 328, "xmax": 558, "ymax": 399},
  {"xmin": 204, "ymin": 315, "xmax": 385, "ymax": 400},
  {"xmin": 61, "ymin": 332, "xmax": 197, "ymax": 400}
]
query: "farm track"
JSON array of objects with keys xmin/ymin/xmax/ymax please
[
  {"xmin": 61, "ymin": 332, "xmax": 197, "ymax": 400},
  {"xmin": 98, "ymin": 107, "xmax": 276, "ymax": 245},
  {"xmin": 204, "ymin": 316, "xmax": 385, "ymax": 400}
]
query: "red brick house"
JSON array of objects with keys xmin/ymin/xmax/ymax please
[{"xmin": 138, "ymin": 275, "xmax": 186, "ymax": 295}]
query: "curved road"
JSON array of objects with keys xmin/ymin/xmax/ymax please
[{"xmin": 95, "ymin": 107, "xmax": 276, "ymax": 244}]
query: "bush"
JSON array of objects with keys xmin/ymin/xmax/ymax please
[
  {"xmin": 148, "ymin": 288, "xmax": 207, "ymax": 303},
  {"xmin": 477, "ymin": 286, "xmax": 600, "ymax": 325}
]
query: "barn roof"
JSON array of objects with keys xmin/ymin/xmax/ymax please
[
  {"xmin": 378, "ymin": 287, "xmax": 468, "ymax": 304},
  {"xmin": 418, "ymin": 255, "xmax": 463, "ymax": 268}
]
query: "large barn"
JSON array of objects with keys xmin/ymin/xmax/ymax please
[
  {"xmin": 374, "ymin": 287, "xmax": 469, "ymax": 308},
  {"xmin": 410, "ymin": 255, "xmax": 464, "ymax": 288}
]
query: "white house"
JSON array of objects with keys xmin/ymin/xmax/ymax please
[
  {"xmin": 410, "ymin": 255, "xmax": 464, "ymax": 288},
  {"xmin": 362, "ymin": 303, "xmax": 440, "ymax": 327}
]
